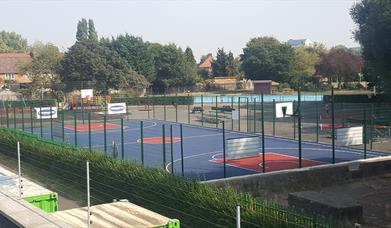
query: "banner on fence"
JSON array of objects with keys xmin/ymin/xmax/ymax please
[
  {"xmin": 34, "ymin": 107, "xmax": 58, "ymax": 119},
  {"xmin": 275, "ymin": 102, "xmax": 293, "ymax": 118},
  {"xmin": 232, "ymin": 110, "xmax": 239, "ymax": 120},
  {"xmin": 107, "ymin": 103, "xmax": 127, "ymax": 115},
  {"xmin": 227, "ymin": 136, "xmax": 260, "ymax": 160},
  {"xmin": 81, "ymin": 89, "xmax": 93, "ymax": 99},
  {"xmin": 336, "ymin": 126, "xmax": 363, "ymax": 146}
]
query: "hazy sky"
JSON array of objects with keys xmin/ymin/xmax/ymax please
[{"xmin": 0, "ymin": 0, "xmax": 358, "ymax": 60}]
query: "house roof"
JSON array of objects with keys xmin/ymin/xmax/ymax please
[
  {"xmin": 214, "ymin": 76, "xmax": 237, "ymax": 84},
  {"xmin": 0, "ymin": 53, "xmax": 31, "ymax": 74},
  {"xmin": 199, "ymin": 54, "xmax": 214, "ymax": 68}
]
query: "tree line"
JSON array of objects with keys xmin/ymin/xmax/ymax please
[{"xmin": 0, "ymin": 5, "xmax": 389, "ymax": 97}]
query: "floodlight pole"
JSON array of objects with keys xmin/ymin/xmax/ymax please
[
  {"xmin": 331, "ymin": 86, "xmax": 336, "ymax": 164},
  {"xmin": 86, "ymin": 161, "xmax": 91, "ymax": 228},
  {"xmin": 222, "ymin": 121, "xmax": 226, "ymax": 178}
]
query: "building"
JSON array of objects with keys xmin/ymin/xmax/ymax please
[
  {"xmin": 198, "ymin": 53, "xmax": 214, "ymax": 76},
  {"xmin": 253, "ymin": 80, "xmax": 279, "ymax": 94},
  {"xmin": 0, "ymin": 53, "xmax": 32, "ymax": 89},
  {"xmin": 287, "ymin": 39, "xmax": 313, "ymax": 48}
]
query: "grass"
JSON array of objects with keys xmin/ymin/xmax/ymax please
[{"xmin": 0, "ymin": 127, "xmax": 333, "ymax": 227}]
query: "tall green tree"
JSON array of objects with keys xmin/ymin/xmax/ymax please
[
  {"xmin": 76, "ymin": 18, "xmax": 88, "ymax": 42},
  {"xmin": 290, "ymin": 47, "xmax": 319, "ymax": 86},
  {"xmin": 241, "ymin": 37, "xmax": 295, "ymax": 82},
  {"xmin": 21, "ymin": 42, "xmax": 62, "ymax": 98},
  {"xmin": 227, "ymin": 52, "xmax": 241, "ymax": 76},
  {"xmin": 184, "ymin": 47, "xmax": 196, "ymax": 65},
  {"xmin": 212, "ymin": 48, "xmax": 229, "ymax": 76},
  {"xmin": 0, "ymin": 31, "xmax": 28, "ymax": 53},
  {"xmin": 351, "ymin": 0, "xmax": 391, "ymax": 94},
  {"xmin": 88, "ymin": 19, "xmax": 98, "ymax": 42},
  {"xmin": 105, "ymin": 34, "xmax": 156, "ymax": 82}
]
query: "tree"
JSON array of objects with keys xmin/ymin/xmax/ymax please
[
  {"xmin": 212, "ymin": 48, "xmax": 229, "ymax": 76},
  {"xmin": 88, "ymin": 19, "xmax": 98, "ymax": 42},
  {"xmin": 21, "ymin": 42, "xmax": 62, "ymax": 98},
  {"xmin": 241, "ymin": 37, "xmax": 295, "ymax": 83},
  {"xmin": 184, "ymin": 47, "xmax": 196, "ymax": 65},
  {"xmin": 105, "ymin": 34, "xmax": 156, "ymax": 82},
  {"xmin": 151, "ymin": 44, "xmax": 198, "ymax": 93},
  {"xmin": 351, "ymin": 0, "xmax": 391, "ymax": 94},
  {"xmin": 315, "ymin": 48, "xmax": 363, "ymax": 88},
  {"xmin": 0, "ymin": 31, "xmax": 28, "ymax": 53},
  {"xmin": 76, "ymin": 18, "xmax": 88, "ymax": 42},
  {"xmin": 290, "ymin": 47, "xmax": 319, "ymax": 86},
  {"xmin": 227, "ymin": 53, "xmax": 241, "ymax": 76}
]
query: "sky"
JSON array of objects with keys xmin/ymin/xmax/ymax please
[{"xmin": 0, "ymin": 0, "xmax": 358, "ymax": 60}]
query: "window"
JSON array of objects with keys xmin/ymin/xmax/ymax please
[{"xmin": 5, "ymin": 73, "xmax": 15, "ymax": 80}]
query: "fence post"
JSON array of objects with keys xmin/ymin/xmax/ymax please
[
  {"xmin": 187, "ymin": 95, "xmax": 190, "ymax": 124},
  {"xmin": 121, "ymin": 117, "xmax": 124, "ymax": 159},
  {"xmin": 231, "ymin": 96, "xmax": 234, "ymax": 131},
  {"xmin": 61, "ymin": 109, "xmax": 65, "ymax": 142},
  {"xmin": 201, "ymin": 95, "xmax": 204, "ymax": 126},
  {"xmin": 180, "ymin": 124, "xmax": 184, "ymax": 177},
  {"xmin": 298, "ymin": 86, "xmax": 302, "ymax": 168},
  {"xmin": 21, "ymin": 105, "xmax": 25, "ymax": 131},
  {"xmin": 363, "ymin": 109, "xmax": 367, "ymax": 159},
  {"xmin": 104, "ymin": 115, "xmax": 107, "ymax": 154},
  {"xmin": 74, "ymin": 111, "xmax": 78, "ymax": 146},
  {"xmin": 316, "ymin": 93, "xmax": 319, "ymax": 143},
  {"xmin": 331, "ymin": 87, "xmax": 335, "ymax": 164},
  {"xmin": 152, "ymin": 101, "xmax": 155, "ymax": 120},
  {"xmin": 88, "ymin": 112, "xmax": 92, "ymax": 152},
  {"xmin": 370, "ymin": 103, "xmax": 374, "ymax": 151},
  {"xmin": 141, "ymin": 121, "xmax": 144, "ymax": 165},
  {"xmin": 39, "ymin": 106, "xmax": 43, "ymax": 137},
  {"xmin": 170, "ymin": 125, "xmax": 174, "ymax": 174},
  {"xmin": 164, "ymin": 93, "xmax": 167, "ymax": 121},
  {"xmin": 162, "ymin": 124, "xmax": 166, "ymax": 169},
  {"xmin": 236, "ymin": 204, "xmax": 241, "ymax": 228},
  {"xmin": 246, "ymin": 98, "xmax": 249, "ymax": 132},
  {"xmin": 238, "ymin": 98, "xmax": 241, "ymax": 131},
  {"xmin": 6, "ymin": 104, "xmax": 9, "ymax": 128},
  {"xmin": 17, "ymin": 141, "xmax": 22, "ymax": 199},
  {"xmin": 30, "ymin": 106, "xmax": 33, "ymax": 133},
  {"xmin": 223, "ymin": 121, "xmax": 226, "ymax": 178},
  {"xmin": 253, "ymin": 98, "xmax": 256, "ymax": 133},
  {"xmin": 86, "ymin": 161, "xmax": 91, "ymax": 228},
  {"xmin": 13, "ymin": 106, "xmax": 16, "ymax": 129},
  {"xmin": 261, "ymin": 93, "xmax": 266, "ymax": 173},
  {"xmin": 215, "ymin": 96, "xmax": 218, "ymax": 128},
  {"xmin": 272, "ymin": 99, "xmax": 276, "ymax": 136},
  {"xmin": 50, "ymin": 106, "xmax": 53, "ymax": 140}
]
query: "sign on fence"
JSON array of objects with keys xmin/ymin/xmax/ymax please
[
  {"xmin": 227, "ymin": 136, "xmax": 260, "ymax": 160},
  {"xmin": 232, "ymin": 110, "xmax": 239, "ymax": 120},
  {"xmin": 336, "ymin": 126, "xmax": 363, "ymax": 146},
  {"xmin": 275, "ymin": 102, "xmax": 293, "ymax": 118},
  {"xmin": 34, "ymin": 107, "xmax": 58, "ymax": 119},
  {"xmin": 107, "ymin": 103, "xmax": 127, "ymax": 115},
  {"xmin": 81, "ymin": 89, "xmax": 93, "ymax": 99}
]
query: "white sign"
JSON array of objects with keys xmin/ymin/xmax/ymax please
[
  {"xmin": 35, "ymin": 107, "xmax": 57, "ymax": 119},
  {"xmin": 337, "ymin": 126, "xmax": 363, "ymax": 146},
  {"xmin": 227, "ymin": 137, "xmax": 260, "ymax": 160},
  {"xmin": 232, "ymin": 110, "xmax": 239, "ymax": 120},
  {"xmin": 81, "ymin": 89, "xmax": 93, "ymax": 99},
  {"xmin": 108, "ymin": 103, "xmax": 127, "ymax": 114},
  {"xmin": 275, "ymin": 102, "xmax": 293, "ymax": 118}
]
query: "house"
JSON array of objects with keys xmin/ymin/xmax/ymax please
[
  {"xmin": 253, "ymin": 80, "xmax": 279, "ymax": 94},
  {"xmin": 198, "ymin": 53, "xmax": 214, "ymax": 76},
  {"xmin": 0, "ymin": 53, "xmax": 32, "ymax": 90},
  {"xmin": 287, "ymin": 39, "xmax": 313, "ymax": 48},
  {"xmin": 213, "ymin": 76, "xmax": 238, "ymax": 90}
]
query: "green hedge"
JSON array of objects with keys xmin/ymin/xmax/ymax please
[
  {"xmin": 323, "ymin": 94, "xmax": 390, "ymax": 103},
  {"xmin": 110, "ymin": 96, "xmax": 194, "ymax": 105},
  {"xmin": 1, "ymin": 99, "xmax": 57, "ymax": 108},
  {"xmin": 0, "ymin": 128, "xmax": 332, "ymax": 228}
]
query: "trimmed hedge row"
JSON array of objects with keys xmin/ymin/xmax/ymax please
[
  {"xmin": 323, "ymin": 94, "xmax": 390, "ymax": 103},
  {"xmin": 1, "ymin": 99, "xmax": 57, "ymax": 108},
  {"xmin": 0, "ymin": 128, "xmax": 332, "ymax": 228},
  {"xmin": 110, "ymin": 95, "xmax": 194, "ymax": 105}
]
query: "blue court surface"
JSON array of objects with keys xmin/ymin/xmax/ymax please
[{"xmin": 34, "ymin": 119, "xmax": 385, "ymax": 180}]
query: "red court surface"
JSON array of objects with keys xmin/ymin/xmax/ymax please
[
  {"xmin": 211, "ymin": 153, "xmax": 323, "ymax": 172},
  {"xmin": 142, "ymin": 137, "xmax": 181, "ymax": 144},
  {"xmin": 64, "ymin": 123, "xmax": 122, "ymax": 132}
]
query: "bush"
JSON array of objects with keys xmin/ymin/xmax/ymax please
[
  {"xmin": 111, "ymin": 95, "xmax": 194, "ymax": 105},
  {"xmin": 2, "ymin": 99, "xmax": 57, "ymax": 108},
  {"xmin": 323, "ymin": 94, "xmax": 390, "ymax": 103}
]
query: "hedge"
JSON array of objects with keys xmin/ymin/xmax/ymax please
[
  {"xmin": 323, "ymin": 94, "xmax": 390, "ymax": 103},
  {"xmin": 1, "ymin": 99, "xmax": 57, "ymax": 108},
  {"xmin": 110, "ymin": 96, "xmax": 194, "ymax": 105},
  {"xmin": 0, "ymin": 128, "xmax": 332, "ymax": 228}
]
